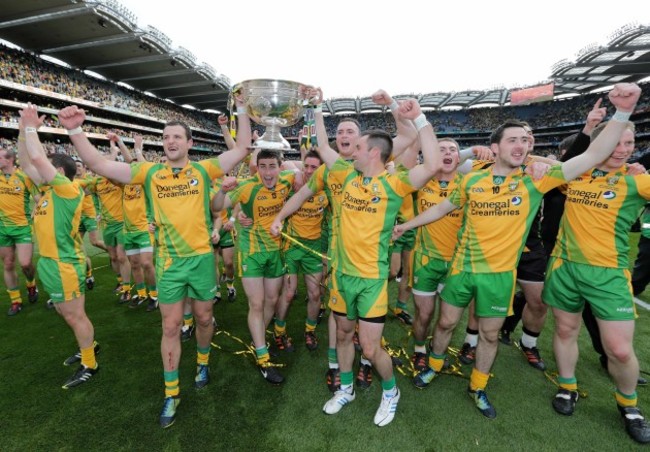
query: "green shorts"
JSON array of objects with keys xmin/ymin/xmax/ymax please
[
  {"xmin": 37, "ymin": 257, "xmax": 85, "ymax": 303},
  {"xmin": 217, "ymin": 229, "xmax": 234, "ymax": 249},
  {"xmin": 441, "ymin": 268, "xmax": 515, "ymax": 317},
  {"xmin": 390, "ymin": 228, "xmax": 415, "ymax": 253},
  {"xmin": 238, "ymin": 250, "xmax": 284, "ymax": 279},
  {"xmin": 410, "ymin": 251, "xmax": 449, "ymax": 295},
  {"xmin": 123, "ymin": 230, "xmax": 153, "ymax": 254},
  {"xmin": 284, "ymin": 239, "xmax": 323, "ymax": 275},
  {"xmin": 156, "ymin": 253, "xmax": 217, "ymax": 304},
  {"xmin": 543, "ymin": 257, "xmax": 636, "ymax": 321},
  {"xmin": 0, "ymin": 225, "xmax": 33, "ymax": 247},
  {"xmin": 329, "ymin": 272, "xmax": 388, "ymax": 320},
  {"xmin": 79, "ymin": 216, "xmax": 98, "ymax": 233},
  {"xmin": 102, "ymin": 222, "xmax": 125, "ymax": 248}
]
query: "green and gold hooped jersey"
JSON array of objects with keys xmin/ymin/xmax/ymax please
[
  {"xmin": 449, "ymin": 165, "xmax": 566, "ymax": 273},
  {"xmin": 85, "ymin": 176, "xmax": 124, "ymax": 224},
  {"xmin": 286, "ymin": 190, "xmax": 328, "ymax": 241},
  {"xmin": 122, "ymin": 184, "xmax": 148, "ymax": 233},
  {"xmin": 553, "ymin": 169, "xmax": 650, "ymax": 268},
  {"xmin": 414, "ymin": 173, "xmax": 463, "ymax": 261},
  {"xmin": 332, "ymin": 158, "xmax": 416, "ymax": 279},
  {"xmin": 228, "ymin": 171, "xmax": 295, "ymax": 254},
  {"xmin": 0, "ymin": 170, "xmax": 34, "ymax": 227},
  {"xmin": 34, "ymin": 173, "xmax": 84, "ymax": 261},
  {"xmin": 130, "ymin": 159, "xmax": 224, "ymax": 258}
]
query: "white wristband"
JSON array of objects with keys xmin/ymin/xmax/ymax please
[
  {"xmin": 389, "ymin": 100, "xmax": 399, "ymax": 112},
  {"xmin": 24, "ymin": 127, "xmax": 38, "ymax": 134},
  {"xmin": 612, "ymin": 110, "xmax": 632, "ymax": 122},
  {"xmin": 236, "ymin": 107, "xmax": 247, "ymax": 115},
  {"xmin": 67, "ymin": 127, "xmax": 84, "ymax": 136},
  {"xmin": 413, "ymin": 114, "xmax": 429, "ymax": 131},
  {"xmin": 229, "ymin": 217, "xmax": 236, "ymax": 223}
]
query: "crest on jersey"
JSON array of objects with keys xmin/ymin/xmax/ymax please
[
  {"xmin": 331, "ymin": 296, "xmax": 337, "ymax": 305},
  {"xmin": 372, "ymin": 184, "xmax": 379, "ymax": 193},
  {"xmin": 511, "ymin": 196, "xmax": 522, "ymax": 206},
  {"xmin": 185, "ymin": 169, "xmax": 192, "ymax": 177},
  {"xmin": 509, "ymin": 181, "xmax": 519, "ymax": 191},
  {"xmin": 607, "ymin": 176, "xmax": 620, "ymax": 185},
  {"xmin": 41, "ymin": 200, "xmax": 49, "ymax": 208},
  {"xmin": 603, "ymin": 191, "xmax": 616, "ymax": 200},
  {"xmin": 318, "ymin": 196, "xmax": 324, "ymax": 203}
]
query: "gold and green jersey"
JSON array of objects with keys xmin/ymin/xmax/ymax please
[
  {"xmin": 130, "ymin": 159, "xmax": 224, "ymax": 258},
  {"xmin": 0, "ymin": 170, "xmax": 34, "ymax": 227},
  {"xmin": 552, "ymin": 169, "xmax": 650, "ymax": 268},
  {"xmin": 306, "ymin": 163, "xmax": 348, "ymax": 260},
  {"xmin": 34, "ymin": 174, "xmax": 84, "ymax": 261},
  {"xmin": 449, "ymin": 165, "xmax": 566, "ymax": 273},
  {"xmin": 76, "ymin": 177, "xmax": 97, "ymax": 219},
  {"xmin": 414, "ymin": 173, "xmax": 463, "ymax": 261},
  {"xmin": 286, "ymin": 190, "xmax": 328, "ymax": 241},
  {"xmin": 122, "ymin": 184, "xmax": 148, "ymax": 233},
  {"xmin": 85, "ymin": 176, "xmax": 124, "ymax": 224},
  {"xmin": 332, "ymin": 158, "xmax": 417, "ymax": 279},
  {"xmin": 228, "ymin": 171, "xmax": 295, "ymax": 254}
]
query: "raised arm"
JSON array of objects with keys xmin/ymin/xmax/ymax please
[
  {"xmin": 399, "ymin": 99, "xmax": 440, "ymax": 189},
  {"xmin": 218, "ymin": 114, "xmax": 236, "ymax": 151},
  {"xmin": 371, "ymin": 89, "xmax": 417, "ymax": 159},
  {"xmin": 58, "ymin": 105, "xmax": 132, "ymax": 184},
  {"xmin": 19, "ymin": 104, "xmax": 57, "ymax": 183},
  {"xmin": 309, "ymin": 87, "xmax": 339, "ymax": 168},
  {"xmin": 16, "ymin": 105, "xmax": 45, "ymax": 184},
  {"xmin": 269, "ymin": 183, "xmax": 316, "ymax": 237},
  {"xmin": 561, "ymin": 83, "xmax": 641, "ymax": 181},
  {"xmin": 561, "ymin": 98, "xmax": 606, "ymax": 162},
  {"xmin": 211, "ymin": 176, "xmax": 237, "ymax": 212},
  {"xmin": 218, "ymin": 95, "xmax": 252, "ymax": 174}
]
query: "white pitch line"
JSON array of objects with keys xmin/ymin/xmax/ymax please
[{"xmin": 634, "ymin": 297, "xmax": 650, "ymax": 310}]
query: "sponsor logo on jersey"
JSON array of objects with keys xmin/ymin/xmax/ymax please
[
  {"xmin": 511, "ymin": 196, "xmax": 522, "ymax": 206},
  {"xmin": 370, "ymin": 196, "xmax": 381, "ymax": 203},
  {"xmin": 189, "ymin": 178, "xmax": 199, "ymax": 186},
  {"xmin": 603, "ymin": 191, "xmax": 616, "ymax": 200}
]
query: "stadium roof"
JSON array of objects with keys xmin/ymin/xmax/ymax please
[
  {"xmin": 0, "ymin": 3, "xmax": 649, "ymax": 115},
  {"xmin": 0, "ymin": 0, "xmax": 231, "ymax": 112}
]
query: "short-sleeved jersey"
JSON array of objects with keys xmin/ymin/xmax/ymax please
[
  {"xmin": 448, "ymin": 165, "xmax": 566, "ymax": 273},
  {"xmin": 414, "ymin": 173, "xmax": 463, "ymax": 261},
  {"xmin": 286, "ymin": 190, "xmax": 328, "ymax": 241},
  {"xmin": 122, "ymin": 184, "xmax": 149, "ymax": 233},
  {"xmin": 34, "ymin": 174, "xmax": 84, "ymax": 261},
  {"xmin": 130, "ymin": 159, "xmax": 224, "ymax": 258},
  {"xmin": 228, "ymin": 171, "xmax": 295, "ymax": 254},
  {"xmin": 85, "ymin": 176, "xmax": 124, "ymax": 224},
  {"xmin": 332, "ymin": 158, "xmax": 417, "ymax": 279},
  {"xmin": 75, "ymin": 177, "xmax": 97, "ymax": 219},
  {"xmin": 0, "ymin": 170, "xmax": 34, "ymax": 227},
  {"xmin": 552, "ymin": 169, "xmax": 650, "ymax": 268}
]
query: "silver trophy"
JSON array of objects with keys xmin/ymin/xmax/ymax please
[{"xmin": 234, "ymin": 79, "xmax": 308, "ymax": 151}]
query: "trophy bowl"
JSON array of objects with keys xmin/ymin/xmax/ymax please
[{"xmin": 235, "ymin": 79, "xmax": 308, "ymax": 151}]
